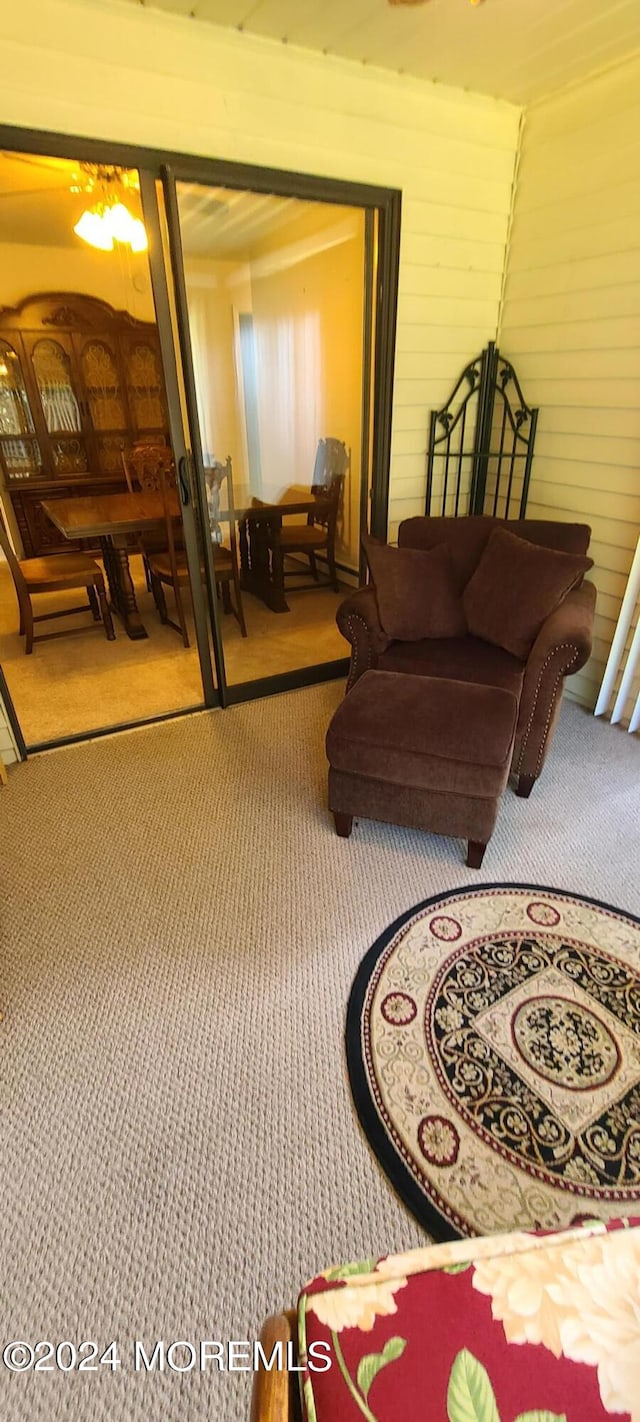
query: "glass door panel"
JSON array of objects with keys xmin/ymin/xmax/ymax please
[
  {"xmin": 121, "ymin": 335, "xmax": 167, "ymax": 436},
  {"xmin": 73, "ymin": 333, "xmax": 130, "ymax": 474},
  {"xmin": 165, "ymin": 173, "xmax": 373, "ymax": 694},
  {"xmin": 30, "ymin": 336, "xmax": 88, "ymax": 475},
  {"xmin": 0, "ymin": 338, "xmax": 44, "ymax": 485},
  {"xmin": 80, "ymin": 337, "xmax": 126, "ymax": 429},
  {"xmin": 0, "ymin": 147, "xmax": 215, "ymax": 748}
]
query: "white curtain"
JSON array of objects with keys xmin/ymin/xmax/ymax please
[
  {"xmin": 186, "ymin": 288, "xmax": 216, "ymax": 463},
  {"xmin": 253, "ymin": 310, "xmax": 322, "ymax": 494},
  {"xmin": 595, "ymin": 534, "xmax": 640, "ymax": 733}
]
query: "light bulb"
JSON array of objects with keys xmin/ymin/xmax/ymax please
[
  {"xmin": 128, "ymin": 218, "xmax": 148, "ymax": 253},
  {"xmin": 74, "ymin": 200, "xmax": 147, "ymax": 253},
  {"xmin": 74, "ymin": 208, "xmax": 114, "ymax": 251}
]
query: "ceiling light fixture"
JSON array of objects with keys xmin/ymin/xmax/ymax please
[{"xmin": 72, "ymin": 165, "xmax": 148, "ymax": 253}]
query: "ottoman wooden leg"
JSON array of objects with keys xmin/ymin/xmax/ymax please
[
  {"xmin": 466, "ymin": 840, "xmax": 486, "ymax": 869},
  {"xmin": 334, "ymin": 812, "xmax": 353, "ymax": 838}
]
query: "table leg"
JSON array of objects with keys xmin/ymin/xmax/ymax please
[
  {"xmin": 101, "ymin": 536, "xmax": 148, "ymax": 640},
  {"xmin": 244, "ymin": 513, "xmax": 289, "ymax": 613}
]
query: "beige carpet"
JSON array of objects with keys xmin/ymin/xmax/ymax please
[
  {"xmin": 0, "ymin": 557, "xmax": 347, "ymax": 744},
  {"xmin": 1, "ymin": 686, "xmax": 638, "ymax": 1422}
]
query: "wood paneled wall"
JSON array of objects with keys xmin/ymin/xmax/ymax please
[
  {"xmin": 499, "ymin": 54, "xmax": 640, "ymax": 709},
  {"xmin": 0, "ymin": 0, "xmax": 520, "ymax": 542}
]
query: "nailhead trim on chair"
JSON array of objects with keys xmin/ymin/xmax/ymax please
[
  {"xmin": 345, "ymin": 615, "xmax": 374, "ymax": 690},
  {"xmin": 342, "ymin": 624, "xmax": 581, "ymax": 777},
  {"xmin": 515, "ymin": 642, "xmax": 580, "ymax": 778}
]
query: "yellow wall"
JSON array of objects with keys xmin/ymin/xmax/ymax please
[
  {"xmin": 499, "ymin": 54, "xmax": 640, "ymax": 710},
  {"xmin": 0, "ymin": 240, "xmax": 155, "ymax": 321},
  {"xmin": 184, "ymin": 256, "xmax": 250, "ymax": 482},
  {"xmin": 250, "ymin": 215, "xmax": 365, "ymax": 569},
  {"xmin": 0, "ymin": 0, "xmax": 520, "ymax": 546}
]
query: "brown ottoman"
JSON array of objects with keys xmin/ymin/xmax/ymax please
[{"xmin": 326, "ymin": 670, "xmax": 518, "ymax": 867}]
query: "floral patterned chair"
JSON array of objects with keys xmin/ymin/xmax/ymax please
[{"xmin": 251, "ymin": 1217, "xmax": 640, "ymax": 1421}]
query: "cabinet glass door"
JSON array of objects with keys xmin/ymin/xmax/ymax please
[
  {"xmin": 29, "ymin": 335, "xmax": 88, "ymax": 475},
  {"xmin": 121, "ymin": 334, "xmax": 167, "ymax": 438},
  {"xmin": 76, "ymin": 334, "xmax": 129, "ymax": 475},
  {"xmin": 0, "ymin": 338, "xmax": 44, "ymax": 484}
]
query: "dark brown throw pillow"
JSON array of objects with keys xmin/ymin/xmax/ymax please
[
  {"xmin": 463, "ymin": 526, "xmax": 593, "ymax": 660},
  {"xmin": 362, "ymin": 535, "xmax": 467, "ymax": 641}
]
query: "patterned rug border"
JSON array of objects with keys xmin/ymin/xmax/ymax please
[{"xmin": 345, "ymin": 882, "xmax": 640, "ymax": 1243}]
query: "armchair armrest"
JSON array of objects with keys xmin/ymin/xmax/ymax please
[
  {"xmin": 336, "ymin": 585, "xmax": 392, "ymax": 689},
  {"xmin": 251, "ymin": 1310, "xmax": 298, "ymax": 1422},
  {"xmin": 514, "ymin": 579, "xmax": 597, "ymax": 792},
  {"xmin": 528, "ymin": 578, "xmax": 596, "ymax": 674}
]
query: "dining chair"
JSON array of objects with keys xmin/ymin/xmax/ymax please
[
  {"xmin": 143, "ymin": 456, "xmax": 192, "ymax": 647},
  {"xmin": 121, "ymin": 442, "xmax": 179, "ymax": 591},
  {"xmin": 144, "ymin": 454, "xmax": 248, "ymax": 646},
  {"xmin": 205, "ymin": 457, "xmax": 248, "ymax": 638},
  {"xmin": 0, "ymin": 514, "xmax": 115, "ymax": 654},
  {"xmin": 278, "ymin": 438, "xmax": 350, "ymax": 592}
]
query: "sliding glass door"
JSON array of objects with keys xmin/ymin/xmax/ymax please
[
  {"xmin": 146, "ymin": 166, "xmax": 379, "ymax": 702},
  {"xmin": 0, "ymin": 147, "xmax": 217, "ymax": 749},
  {"xmin": 0, "ymin": 123, "xmax": 399, "ymax": 747}
]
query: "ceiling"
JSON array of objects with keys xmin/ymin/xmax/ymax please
[
  {"xmin": 118, "ymin": 0, "xmax": 640, "ymax": 104},
  {"xmin": 0, "ymin": 154, "xmax": 88, "ymax": 247},
  {"xmin": 176, "ymin": 184, "xmax": 358, "ymax": 261},
  {"xmin": 0, "ymin": 153, "xmax": 356, "ymax": 262},
  {"xmin": 0, "ymin": 154, "xmax": 150, "ymax": 249}
]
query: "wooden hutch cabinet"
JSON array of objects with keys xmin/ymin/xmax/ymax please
[{"xmin": 0, "ymin": 292, "xmax": 170, "ymax": 555}]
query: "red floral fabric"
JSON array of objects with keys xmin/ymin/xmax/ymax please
[{"xmin": 298, "ymin": 1217, "xmax": 640, "ymax": 1421}]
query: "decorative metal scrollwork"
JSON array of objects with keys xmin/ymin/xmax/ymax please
[{"xmin": 426, "ymin": 342, "xmax": 538, "ymax": 519}]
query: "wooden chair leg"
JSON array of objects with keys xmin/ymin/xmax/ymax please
[
  {"xmin": 334, "ymin": 812, "xmax": 353, "ymax": 838},
  {"xmin": 95, "ymin": 576, "xmax": 116, "ymax": 641},
  {"xmin": 516, "ymin": 773, "xmax": 535, "ymax": 798},
  {"xmin": 173, "ymin": 580, "xmax": 190, "ymax": 648},
  {"xmin": 16, "ymin": 583, "xmax": 30, "ymax": 638},
  {"xmin": 87, "ymin": 586, "xmax": 101, "ymax": 620},
  {"xmin": 466, "ymin": 840, "xmax": 486, "ymax": 869},
  {"xmin": 327, "ymin": 546, "xmax": 338, "ymax": 593},
  {"xmin": 231, "ymin": 562, "xmax": 248, "ymax": 638},
  {"xmin": 308, "ymin": 550, "xmax": 319, "ymax": 581},
  {"xmin": 221, "ymin": 579, "xmax": 233, "ymax": 614},
  {"xmin": 23, "ymin": 597, "xmax": 34, "ymax": 655},
  {"xmin": 151, "ymin": 573, "xmax": 168, "ymax": 624}
]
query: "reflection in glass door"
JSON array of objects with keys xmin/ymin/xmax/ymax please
[
  {"xmin": 0, "ymin": 149, "xmax": 215, "ymax": 748},
  {"xmin": 160, "ymin": 172, "xmax": 375, "ymax": 696}
]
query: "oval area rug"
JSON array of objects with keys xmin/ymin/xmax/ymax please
[{"xmin": 346, "ymin": 883, "xmax": 640, "ymax": 1241}]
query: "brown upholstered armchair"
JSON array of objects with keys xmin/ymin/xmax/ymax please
[{"xmin": 337, "ymin": 515, "xmax": 596, "ymax": 797}]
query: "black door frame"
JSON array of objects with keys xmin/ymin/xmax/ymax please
[
  {"xmin": 138, "ymin": 169, "xmax": 220, "ymax": 706},
  {"xmin": 146, "ymin": 167, "xmax": 231, "ymax": 705},
  {"xmin": 0, "ymin": 122, "xmax": 401, "ymax": 740}
]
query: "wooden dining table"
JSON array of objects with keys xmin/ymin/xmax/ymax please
[
  {"xmin": 43, "ymin": 483, "xmax": 321, "ymax": 638},
  {"xmin": 210, "ymin": 480, "xmax": 323, "ymax": 614}
]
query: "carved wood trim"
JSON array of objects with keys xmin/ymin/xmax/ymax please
[{"xmin": 0, "ymin": 291, "xmax": 154, "ymax": 331}]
